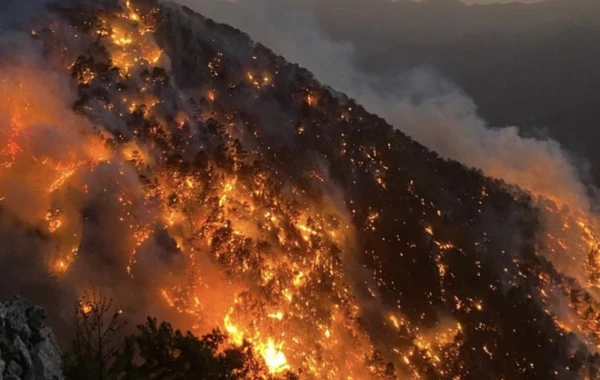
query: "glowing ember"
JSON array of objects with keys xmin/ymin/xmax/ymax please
[
  {"xmin": 2, "ymin": 1, "xmax": 600, "ymax": 379},
  {"xmin": 80, "ymin": 303, "xmax": 92, "ymax": 315},
  {"xmin": 261, "ymin": 339, "xmax": 290, "ymax": 373}
]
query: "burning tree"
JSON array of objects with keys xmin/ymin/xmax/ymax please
[
  {"xmin": 63, "ymin": 291, "xmax": 127, "ymax": 380},
  {"xmin": 1, "ymin": 0, "xmax": 600, "ymax": 378},
  {"xmin": 63, "ymin": 292, "xmax": 298, "ymax": 379}
]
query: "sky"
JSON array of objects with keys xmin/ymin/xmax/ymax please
[
  {"xmin": 459, "ymin": 0, "xmax": 548, "ymax": 3},
  {"xmin": 173, "ymin": 0, "xmax": 594, "ymax": 212}
]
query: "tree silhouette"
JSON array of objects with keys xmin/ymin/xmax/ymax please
[
  {"xmin": 63, "ymin": 291, "xmax": 126, "ymax": 380},
  {"xmin": 63, "ymin": 293, "xmax": 298, "ymax": 380}
]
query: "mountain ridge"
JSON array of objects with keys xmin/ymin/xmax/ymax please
[{"xmin": 0, "ymin": 0, "xmax": 599, "ymax": 378}]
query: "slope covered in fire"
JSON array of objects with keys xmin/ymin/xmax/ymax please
[{"xmin": 1, "ymin": 0, "xmax": 600, "ymax": 378}]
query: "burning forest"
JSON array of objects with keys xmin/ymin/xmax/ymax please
[{"xmin": 1, "ymin": 0, "xmax": 600, "ymax": 378}]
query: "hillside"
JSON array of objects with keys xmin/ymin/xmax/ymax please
[
  {"xmin": 317, "ymin": 0, "xmax": 600, "ymax": 184},
  {"xmin": 0, "ymin": 0, "xmax": 599, "ymax": 378}
]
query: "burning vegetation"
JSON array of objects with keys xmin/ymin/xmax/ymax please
[{"xmin": 1, "ymin": 0, "xmax": 600, "ymax": 378}]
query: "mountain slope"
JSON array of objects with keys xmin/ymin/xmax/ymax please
[
  {"xmin": 316, "ymin": 0, "xmax": 600, "ymax": 185},
  {"xmin": 1, "ymin": 0, "xmax": 599, "ymax": 378}
]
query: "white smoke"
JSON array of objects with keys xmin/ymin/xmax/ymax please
[
  {"xmin": 0, "ymin": 0, "xmax": 186, "ymax": 340},
  {"xmin": 172, "ymin": 0, "xmax": 593, "ymax": 212}
]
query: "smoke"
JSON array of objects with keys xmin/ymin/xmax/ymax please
[
  {"xmin": 169, "ymin": 0, "xmax": 600, "ymax": 363},
  {"xmin": 0, "ymin": 2, "xmax": 184, "ymax": 342},
  {"xmin": 172, "ymin": 0, "xmax": 593, "ymax": 213},
  {"xmin": 0, "ymin": 1, "xmax": 597, "ymax": 376},
  {"xmin": 0, "ymin": 0, "xmax": 49, "ymax": 31}
]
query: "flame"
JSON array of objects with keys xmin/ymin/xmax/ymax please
[
  {"xmin": 4, "ymin": 1, "xmax": 600, "ymax": 379},
  {"xmin": 261, "ymin": 339, "xmax": 290, "ymax": 373},
  {"xmin": 80, "ymin": 302, "xmax": 92, "ymax": 315}
]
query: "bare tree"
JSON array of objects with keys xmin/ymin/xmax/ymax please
[{"xmin": 64, "ymin": 290, "xmax": 126, "ymax": 380}]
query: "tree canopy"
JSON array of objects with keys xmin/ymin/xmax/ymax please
[{"xmin": 63, "ymin": 292, "xmax": 298, "ymax": 380}]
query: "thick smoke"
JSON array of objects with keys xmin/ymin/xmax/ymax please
[
  {"xmin": 0, "ymin": 1, "xmax": 597, "ymax": 376},
  {"xmin": 0, "ymin": 0, "xmax": 49, "ymax": 31},
  {"xmin": 170, "ymin": 0, "xmax": 600, "ymax": 361},
  {"xmin": 0, "ymin": 0, "xmax": 77, "ymax": 331},
  {"xmin": 173, "ymin": 0, "xmax": 593, "ymax": 213},
  {"xmin": 0, "ymin": 0, "xmax": 183, "ymax": 342}
]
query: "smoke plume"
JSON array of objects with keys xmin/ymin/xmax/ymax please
[
  {"xmin": 174, "ymin": 0, "xmax": 594, "ymax": 212},
  {"xmin": 0, "ymin": 2, "xmax": 183, "ymax": 340},
  {"xmin": 0, "ymin": 0, "xmax": 599, "ymax": 378}
]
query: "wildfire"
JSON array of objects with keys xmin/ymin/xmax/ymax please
[
  {"xmin": 4, "ymin": 1, "xmax": 600, "ymax": 379},
  {"xmin": 261, "ymin": 339, "xmax": 290, "ymax": 373},
  {"xmin": 55, "ymin": 260, "xmax": 67, "ymax": 272},
  {"xmin": 80, "ymin": 302, "xmax": 93, "ymax": 315}
]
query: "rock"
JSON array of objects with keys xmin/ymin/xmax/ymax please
[
  {"xmin": 0, "ymin": 296, "xmax": 63, "ymax": 380},
  {"xmin": 4, "ymin": 361, "xmax": 23, "ymax": 380},
  {"xmin": 10, "ymin": 337, "xmax": 33, "ymax": 380},
  {"xmin": 4, "ymin": 298, "xmax": 31, "ymax": 343},
  {"xmin": 31, "ymin": 338, "xmax": 62, "ymax": 380},
  {"xmin": 27, "ymin": 307, "xmax": 46, "ymax": 334}
]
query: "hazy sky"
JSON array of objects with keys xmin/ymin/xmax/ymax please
[
  {"xmin": 174, "ymin": 0, "xmax": 594, "ymax": 211},
  {"xmin": 456, "ymin": 0, "xmax": 548, "ymax": 3},
  {"xmin": 354, "ymin": 0, "xmax": 549, "ymax": 4}
]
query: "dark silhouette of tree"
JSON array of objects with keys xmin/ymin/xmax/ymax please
[
  {"xmin": 63, "ymin": 291, "xmax": 126, "ymax": 380},
  {"xmin": 123, "ymin": 318, "xmax": 267, "ymax": 379},
  {"xmin": 64, "ymin": 294, "xmax": 298, "ymax": 380}
]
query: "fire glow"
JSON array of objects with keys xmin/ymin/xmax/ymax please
[{"xmin": 1, "ymin": 0, "xmax": 600, "ymax": 379}]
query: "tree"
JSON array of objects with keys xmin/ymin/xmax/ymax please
[
  {"xmin": 64, "ymin": 294, "xmax": 298, "ymax": 380},
  {"xmin": 123, "ymin": 318, "xmax": 268, "ymax": 379},
  {"xmin": 63, "ymin": 291, "xmax": 126, "ymax": 380}
]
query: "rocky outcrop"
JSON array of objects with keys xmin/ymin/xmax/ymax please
[{"xmin": 0, "ymin": 297, "xmax": 63, "ymax": 380}]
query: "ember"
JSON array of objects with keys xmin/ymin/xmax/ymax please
[{"xmin": 0, "ymin": 0, "xmax": 599, "ymax": 379}]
